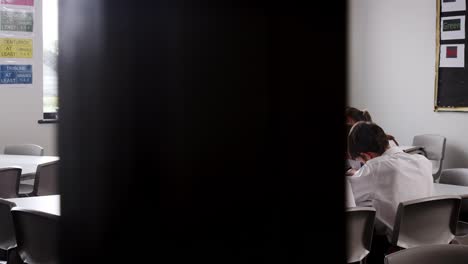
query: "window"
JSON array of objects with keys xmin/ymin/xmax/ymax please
[{"xmin": 43, "ymin": 0, "xmax": 58, "ymax": 120}]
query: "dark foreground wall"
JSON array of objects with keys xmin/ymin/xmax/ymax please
[{"xmin": 59, "ymin": 1, "xmax": 346, "ymax": 263}]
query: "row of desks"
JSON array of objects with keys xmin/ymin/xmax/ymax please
[
  {"xmin": 346, "ymin": 182, "xmax": 468, "ymax": 208},
  {"xmin": 0, "ymin": 154, "xmax": 59, "ymax": 179},
  {"xmin": 0, "ymin": 155, "xmax": 60, "ymax": 215},
  {"xmin": 2, "ymin": 153, "xmax": 467, "ymax": 217}
]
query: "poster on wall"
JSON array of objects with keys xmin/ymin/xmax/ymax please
[
  {"xmin": 441, "ymin": 16, "xmax": 465, "ymax": 40},
  {"xmin": 0, "ymin": 64, "xmax": 31, "ymax": 84},
  {"xmin": 0, "ymin": 38, "xmax": 32, "ymax": 58},
  {"xmin": 0, "ymin": 0, "xmax": 33, "ymax": 7},
  {"xmin": 442, "ymin": 0, "xmax": 466, "ymax": 12},
  {"xmin": 439, "ymin": 44, "xmax": 465, "ymax": 68},
  {"xmin": 0, "ymin": 8, "xmax": 33, "ymax": 32}
]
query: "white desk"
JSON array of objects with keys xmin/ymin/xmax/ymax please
[
  {"xmin": 7, "ymin": 195, "xmax": 60, "ymax": 216},
  {"xmin": 346, "ymin": 183, "xmax": 468, "ymax": 208},
  {"xmin": 434, "ymin": 183, "xmax": 468, "ymax": 196},
  {"xmin": 0, "ymin": 155, "xmax": 59, "ymax": 179}
]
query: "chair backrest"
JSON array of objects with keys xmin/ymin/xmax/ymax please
[
  {"xmin": 0, "ymin": 199, "xmax": 16, "ymax": 251},
  {"xmin": 33, "ymin": 161, "xmax": 59, "ymax": 196},
  {"xmin": 460, "ymin": 194, "xmax": 468, "ymax": 223},
  {"xmin": 391, "ymin": 195, "xmax": 460, "ymax": 249},
  {"xmin": 345, "ymin": 207, "xmax": 376, "ymax": 263},
  {"xmin": 384, "ymin": 244, "xmax": 468, "ymax": 264},
  {"xmin": 440, "ymin": 169, "xmax": 468, "ymax": 221},
  {"xmin": 0, "ymin": 167, "xmax": 21, "ymax": 198},
  {"xmin": 11, "ymin": 208, "xmax": 59, "ymax": 264},
  {"xmin": 412, "ymin": 134, "xmax": 446, "ymax": 181},
  {"xmin": 412, "ymin": 134, "xmax": 446, "ymax": 160},
  {"xmin": 4, "ymin": 144, "xmax": 44, "ymax": 156},
  {"xmin": 440, "ymin": 168, "xmax": 468, "ymax": 186}
]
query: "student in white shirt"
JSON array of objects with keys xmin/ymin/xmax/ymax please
[
  {"xmin": 346, "ymin": 121, "xmax": 433, "ymax": 262},
  {"xmin": 344, "ymin": 108, "xmax": 399, "ymax": 175}
]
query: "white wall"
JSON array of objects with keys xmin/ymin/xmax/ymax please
[
  {"xmin": 0, "ymin": 0, "xmax": 57, "ymax": 156},
  {"xmin": 349, "ymin": 0, "xmax": 468, "ymax": 168}
]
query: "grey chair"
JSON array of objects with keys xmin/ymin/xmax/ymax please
[
  {"xmin": 456, "ymin": 195, "xmax": 468, "ymax": 237},
  {"xmin": 4, "ymin": 144, "xmax": 44, "ymax": 156},
  {"xmin": 451, "ymin": 232, "xmax": 468, "ymax": 245},
  {"xmin": 346, "ymin": 207, "xmax": 376, "ymax": 263},
  {"xmin": 391, "ymin": 195, "xmax": 461, "ymax": 249},
  {"xmin": 27, "ymin": 161, "xmax": 59, "ymax": 197},
  {"xmin": 0, "ymin": 199, "xmax": 17, "ymax": 263},
  {"xmin": 0, "ymin": 167, "xmax": 22, "ymax": 199},
  {"xmin": 0, "ymin": 167, "xmax": 34, "ymax": 199},
  {"xmin": 11, "ymin": 208, "xmax": 58, "ymax": 264},
  {"xmin": 451, "ymin": 195, "xmax": 468, "ymax": 244},
  {"xmin": 440, "ymin": 169, "xmax": 468, "ymax": 186},
  {"xmin": 412, "ymin": 134, "xmax": 446, "ymax": 182},
  {"xmin": 384, "ymin": 244, "xmax": 468, "ymax": 264},
  {"xmin": 439, "ymin": 169, "xmax": 468, "ymax": 235},
  {"xmin": 20, "ymin": 161, "xmax": 59, "ymax": 197}
]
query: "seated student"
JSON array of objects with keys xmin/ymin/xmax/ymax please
[
  {"xmin": 345, "ymin": 107, "xmax": 399, "ymax": 147},
  {"xmin": 346, "ymin": 122, "xmax": 433, "ymax": 262}
]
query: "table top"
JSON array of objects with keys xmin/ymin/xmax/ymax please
[
  {"xmin": 434, "ymin": 183, "xmax": 468, "ymax": 196},
  {"xmin": 347, "ymin": 183, "xmax": 468, "ymax": 208},
  {"xmin": 7, "ymin": 195, "xmax": 60, "ymax": 216},
  {"xmin": 0, "ymin": 155, "xmax": 59, "ymax": 176}
]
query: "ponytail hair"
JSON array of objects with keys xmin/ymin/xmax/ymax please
[
  {"xmin": 345, "ymin": 107, "xmax": 373, "ymax": 123},
  {"xmin": 361, "ymin": 109, "xmax": 372, "ymax": 122},
  {"xmin": 386, "ymin": 134, "xmax": 399, "ymax": 146}
]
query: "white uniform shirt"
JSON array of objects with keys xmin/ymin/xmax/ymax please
[
  {"xmin": 345, "ymin": 179, "xmax": 356, "ymax": 208},
  {"xmin": 348, "ymin": 146, "xmax": 433, "ymax": 236}
]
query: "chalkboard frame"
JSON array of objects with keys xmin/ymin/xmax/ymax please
[{"xmin": 435, "ymin": 0, "xmax": 468, "ymax": 112}]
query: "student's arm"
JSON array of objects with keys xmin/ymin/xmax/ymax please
[{"xmin": 347, "ymin": 164, "xmax": 373, "ymax": 206}]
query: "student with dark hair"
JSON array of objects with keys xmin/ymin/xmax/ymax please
[
  {"xmin": 345, "ymin": 106, "xmax": 399, "ymax": 147},
  {"xmin": 347, "ymin": 121, "xmax": 389, "ymax": 160},
  {"xmin": 346, "ymin": 122, "xmax": 433, "ymax": 263}
]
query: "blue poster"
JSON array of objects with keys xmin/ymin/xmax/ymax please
[{"xmin": 0, "ymin": 65, "xmax": 32, "ymax": 84}]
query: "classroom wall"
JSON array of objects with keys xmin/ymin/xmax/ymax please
[
  {"xmin": 0, "ymin": 0, "xmax": 57, "ymax": 156},
  {"xmin": 348, "ymin": 0, "xmax": 468, "ymax": 168}
]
